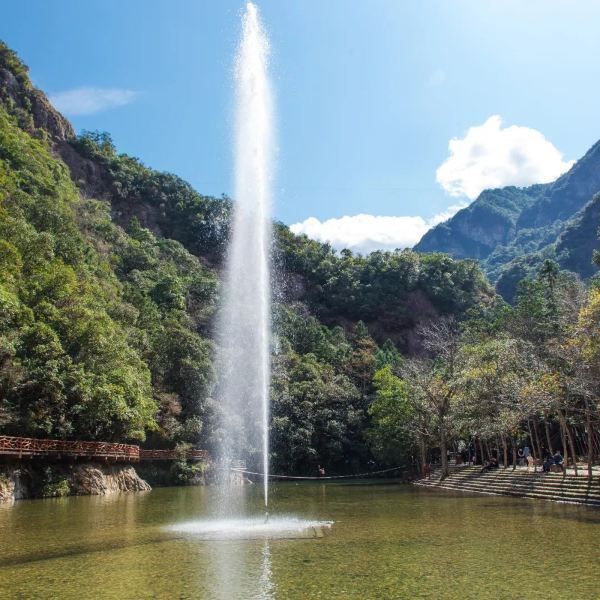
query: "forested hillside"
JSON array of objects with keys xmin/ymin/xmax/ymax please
[
  {"xmin": 415, "ymin": 140, "xmax": 600, "ymax": 300},
  {"xmin": 0, "ymin": 42, "xmax": 491, "ymax": 475},
  {"xmin": 370, "ymin": 259, "xmax": 600, "ymax": 481}
]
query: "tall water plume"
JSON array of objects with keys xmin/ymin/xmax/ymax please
[{"xmin": 215, "ymin": 2, "xmax": 273, "ymax": 510}]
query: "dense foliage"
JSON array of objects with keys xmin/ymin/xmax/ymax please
[
  {"xmin": 276, "ymin": 226, "xmax": 491, "ymax": 350},
  {"xmin": 0, "ymin": 108, "xmax": 155, "ymax": 440},
  {"xmin": 69, "ymin": 130, "xmax": 231, "ymax": 263},
  {"xmin": 0, "ymin": 106, "xmax": 224, "ymax": 447}
]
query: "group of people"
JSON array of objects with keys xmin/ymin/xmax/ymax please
[
  {"xmin": 419, "ymin": 444, "xmax": 568, "ymax": 477},
  {"xmin": 519, "ymin": 445, "xmax": 565, "ymax": 473},
  {"xmin": 471, "ymin": 445, "xmax": 567, "ymax": 474},
  {"xmin": 543, "ymin": 450, "xmax": 565, "ymax": 473}
]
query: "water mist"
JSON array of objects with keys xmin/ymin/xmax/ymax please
[
  {"xmin": 215, "ymin": 1, "xmax": 273, "ymax": 511},
  {"xmin": 168, "ymin": 2, "xmax": 332, "ymax": 548}
]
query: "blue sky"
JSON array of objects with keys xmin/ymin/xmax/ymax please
[{"xmin": 2, "ymin": 1, "xmax": 600, "ymax": 252}]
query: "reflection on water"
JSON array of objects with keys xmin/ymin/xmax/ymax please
[
  {"xmin": 206, "ymin": 538, "xmax": 274, "ymax": 600},
  {"xmin": 212, "ymin": 538, "xmax": 244, "ymax": 600},
  {"xmin": 258, "ymin": 541, "xmax": 274, "ymax": 600},
  {"xmin": 1, "ymin": 482, "xmax": 599, "ymax": 599}
]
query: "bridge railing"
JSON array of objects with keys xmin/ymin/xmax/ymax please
[
  {"xmin": 0, "ymin": 435, "xmax": 140, "ymax": 459},
  {"xmin": 0, "ymin": 436, "xmax": 209, "ymax": 462},
  {"xmin": 139, "ymin": 448, "xmax": 209, "ymax": 461}
]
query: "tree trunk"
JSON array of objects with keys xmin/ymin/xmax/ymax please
[
  {"xmin": 567, "ymin": 423, "xmax": 578, "ymax": 476},
  {"xmin": 543, "ymin": 411, "xmax": 554, "ymax": 455},
  {"xmin": 526, "ymin": 420, "xmax": 538, "ymax": 471},
  {"xmin": 585, "ymin": 400, "xmax": 593, "ymax": 479},
  {"xmin": 594, "ymin": 431, "xmax": 600, "ymax": 462},
  {"xmin": 440, "ymin": 427, "xmax": 449, "ymax": 480},
  {"xmin": 511, "ymin": 437, "xmax": 517, "ymax": 471},
  {"xmin": 502, "ymin": 436, "xmax": 508, "ymax": 469},
  {"xmin": 419, "ymin": 436, "xmax": 427, "ymax": 478},
  {"xmin": 571, "ymin": 426, "xmax": 583, "ymax": 456},
  {"xmin": 533, "ymin": 420, "xmax": 543, "ymax": 460},
  {"xmin": 560, "ymin": 416, "xmax": 567, "ymax": 463},
  {"xmin": 478, "ymin": 438, "xmax": 484, "ymax": 466},
  {"xmin": 558, "ymin": 410, "xmax": 577, "ymax": 476},
  {"xmin": 593, "ymin": 430, "xmax": 600, "ymax": 460},
  {"xmin": 578, "ymin": 427, "xmax": 588, "ymax": 458}
]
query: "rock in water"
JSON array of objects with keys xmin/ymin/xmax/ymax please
[
  {"xmin": 70, "ymin": 463, "xmax": 151, "ymax": 495},
  {"xmin": 0, "ymin": 462, "xmax": 151, "ymax": 503}
]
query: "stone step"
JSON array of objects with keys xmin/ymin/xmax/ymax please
[
  {"xmin": 415, "ymin": 481, "xmax": 600, "ymax": 506},
  {"xmin": 415, "ymin": 468, "xmax": 600, "ymax": 507},
  {"xmin": 437, "ymin": 471, "xmax": 598, "ymax": 486},
  {"xmin": 424, "ymin": 488, "xmax": 600, "ymax": 507},
  {"xmin": 421, "ymin": 474, "xmax": 600, "ymax": 488},
  {"xmin": 421, "ymin": 480, "xmax": 600, "ymax": 499},
  {"xmin": 421, "ymin": 485, "xmax": 600, "ymax": 501},
  {"xmin": 442, "ymin": 476, "xmax": 599, "ymax": 490},
  {"xmin": 425, "ymin": 476, "xmax": 600, "ymax": 490},
  {"xmin": 421, "ymin": 480, "xmax": 600, "ymax": 494},
  {"xmin": 444, "ymin": 480, "xmax": 596, "ymax": 490}
]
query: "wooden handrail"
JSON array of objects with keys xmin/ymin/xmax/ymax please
[
  {"xmin": 0, "ymin": 435, "xmax": 139, "ymax": 458},
  {"xmin": 0, "ymin": 435, "xmax": 209, "ymax": 462},
  {"xmin": 139, "ymin": 448, "xmax": 209, "ymax": 460}
]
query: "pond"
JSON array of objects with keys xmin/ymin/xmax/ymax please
[{"xmin": 0, "ymin": 482, "xmax": 598, "ymax": 599}]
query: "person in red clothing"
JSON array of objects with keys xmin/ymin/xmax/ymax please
[{"xmin": 422, "ymin": 463, "xmax": 432, "ymax": 479}]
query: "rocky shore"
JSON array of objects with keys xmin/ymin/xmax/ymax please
[{"xmin": 0, "ymin": 461, "xmax": 151, "ymax": 504}]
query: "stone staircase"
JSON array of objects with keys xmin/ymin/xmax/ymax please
[{"xmin": 414, "ymin": 465, "xmax": 600, "ymax": 507}]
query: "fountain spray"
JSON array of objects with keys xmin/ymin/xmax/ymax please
[{"xmin": 215, "ymin": 1, "xmax": 273, "ymax": 513}]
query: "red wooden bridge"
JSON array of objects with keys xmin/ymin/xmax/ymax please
[
  {"xmin": 139, "ymin": 448, "xmax": 209, "ymax": 461},
  {"xmin": 0, "ymin": 435, "xmax": 209, "ymax": 462}
]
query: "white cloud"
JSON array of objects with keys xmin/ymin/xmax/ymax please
[
  {"xmin": 436, "ymin": 115, "xmax": 574, "ymax": 200},
  {"xmin": 291, "ymin": 117, "xmax": 572, "ymax": 254},
  {"xmin": 49, "ymin": 87, "xmax": 139, "ymax": 116},
  {"xmin": 290, "ymin": 204, "xmax": 466, "ymax": 254}
]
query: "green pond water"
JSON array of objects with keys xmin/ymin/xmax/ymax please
[{"xmin": 0, "ymin": 482, "xmax": 598, "ymax": 599}]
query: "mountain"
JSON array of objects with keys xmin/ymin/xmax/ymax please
[
  {"xmin": 415, "ymin": 139, "xmax": 600, "ymax": 300},
  {"xmin": 0, "ymin": 41, "xmax": 491, "ymax": 475},
  {"xmin": 517, "ymin": 141, "xmax": 600, "ymax": 229},
  {"xmin": 415, "ymin": 185, "xmax": 546, "ymax": 260}
]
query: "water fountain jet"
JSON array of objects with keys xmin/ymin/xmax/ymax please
[
  {"xmin": 216, "ymin": 0, "xmax": 273, "ymax": 513},
  {"xmin": 170, "ymin": 2, "xmax": 332, "ymax": 543}
]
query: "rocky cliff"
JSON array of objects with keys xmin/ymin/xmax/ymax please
[{"xmin": 0, "ymin": 42, "xmax": 74, "ymax": 142}]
